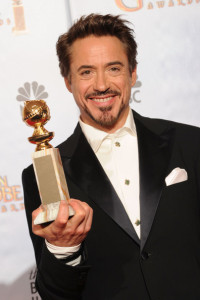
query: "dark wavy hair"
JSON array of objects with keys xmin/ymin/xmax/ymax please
[{"xmin": 56, "ymin": 14, "xmax": 137, "ymax": 79}]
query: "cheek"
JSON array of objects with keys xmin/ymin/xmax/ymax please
[
  {"xmin": 76, "ymin": 82, "xmax": 92, "ymax": 99},
  {"xmin": 71, "ymin": 85, "xmax": 85, "ymax": 101},
  {"xmin": 113, "ymin": 76, "xmax": 131, "ymax": 90}
]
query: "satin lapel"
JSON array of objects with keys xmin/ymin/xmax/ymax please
[
  {"xmin": 62, "ymin": 126, "xmax": 140, "ymax": 245},
  {"xmin": 134, "ymin": 115, "xmax": 174, "ymax": 250}
]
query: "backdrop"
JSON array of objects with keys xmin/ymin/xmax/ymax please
[{"xmin": 1, "ymin": 0, "xmax": 200, "ymax": 299}]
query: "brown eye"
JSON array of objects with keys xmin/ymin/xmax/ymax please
[
  {"xmin": 81, "ymin": 70, "xmax": 91, "ymax": 76},
  {"xmin": 109, "ymin": 66, "xmax": 121, "ymax": 75},
  {"xmin": 110, "ymin": 67, "xmax": 120, "ymax": 72}
]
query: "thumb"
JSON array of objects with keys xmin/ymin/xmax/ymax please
[{"xmin": 32, "ymin": 204, "xmax": 44, "ymax": 221}]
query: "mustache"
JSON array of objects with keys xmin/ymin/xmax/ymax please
[{"xmin": 85, "ymin": 89, "xmax": 121, "ymax": 100}]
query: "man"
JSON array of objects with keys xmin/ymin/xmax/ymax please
[{"xmin": 22, "ymin": 14, "xmax": 200, "ymax": 300}]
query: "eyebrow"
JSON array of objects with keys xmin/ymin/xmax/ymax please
[
  {"xmin": 106, "ymin": 61, "xmax": 124, "ymax": 68},
  {"xmin": 77, "ymin": 61, "xmax": 124, "ymax": 72},
  {"xmin": 77, "ymin": 65, "xmax": 94, "ymax": 72}
]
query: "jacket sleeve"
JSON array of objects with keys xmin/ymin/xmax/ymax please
[{"xmin": 22, "ymin": 166, "xmax": 90, "ymax": 300}]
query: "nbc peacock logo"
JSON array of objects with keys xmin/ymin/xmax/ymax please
[
  {"xmin": 130, "ymin": 75, "xmax": 142, "ymax": 103},
  {"xmin": 16, "ymin": 81, "xmax": 49, "ymax": 114}
]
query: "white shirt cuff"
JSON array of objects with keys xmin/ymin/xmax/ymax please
[{"xmin": 45, "ymin": 240, "xmax": 81, "ymax": 266}]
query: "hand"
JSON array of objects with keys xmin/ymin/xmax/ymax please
[{"xmin": 32, "ymin": 199, "xmax": 93, "ymax": 247}]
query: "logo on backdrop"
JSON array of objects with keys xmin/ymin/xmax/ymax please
[
  {"xmin": 0, "ymin": 0, "xmax": 27, "ymax": 34},
  {"xmin": 29, "ymin": 268, "xmax": 41, "ymax": 300},
  {"xmin": 16, "ymin": 81, "xmax": 49, "ymax": 114},
  {"xmin": 0, "ymin": 176, "xmax": 24, "ymax": 213},
  {"xmin": 17, "ymin": 81, "xmax": 48, "ymax": 101},
  {"xmin": 130, "ymin": 75, "xmax": 142, "ymax": 103},
  {"xmin": 115, "ymin": 0, "xmax": 199, "ymax": 11},
  {"xmin": 12, "ymin": 0, "xmax": 26, "ymax": 34}
]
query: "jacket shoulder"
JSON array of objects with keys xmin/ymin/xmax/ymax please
[{"xmin": 134, "ymin": 110, "xmax": 200, "ymax": 136}]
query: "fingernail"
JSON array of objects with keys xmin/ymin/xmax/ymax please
[{"xmin": 60, "ymin": 200, "xmax": 67, "ymax": 205}]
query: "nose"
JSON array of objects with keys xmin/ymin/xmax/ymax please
[{"xmin": 93, "ymin": 71, "xmax": 109, "ymax": 92}]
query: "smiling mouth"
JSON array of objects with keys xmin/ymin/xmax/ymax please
[
  {"xmin": 91, "ymin": 96, "xmax": 114, "ymax": 103},
  {"xmin": 86, "ymin": 90, "xmax": 121, "ymax": 103}
]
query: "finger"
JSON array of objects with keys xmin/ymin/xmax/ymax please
[
  {"xmin": 32, "ymin": 206, "xmax": 48, "ymax": 237},
  {"xmin": 32, "ymin": 204, "xmax": 44, "ymax": 221},
  {"xmin": 32, "ymin": 205, "xmax": 46, "ymax": 233},
  {"xmin": 72, "ymin": 207, "xmax": 93, "ymax": 245},
  {"xmin": 77, "ymin": 204, "xmax": 93, "ymax": 237},
  {"xmin": 68, "ymin": 201, "xmax": 92, "ymax": 235},
  {"xmin": 84, "ymin": 206, "xmax": 93, "ymax": 233},
  {"xmin": 77, "ymin": 201, "xmax": 93, "ymax": 229},
  {"xmin": 54, "ymin": 200, "xmax": 69, "ymax": 228},
  {"xmin": 68, "ymin": 200, "xmax": 89, "ymax": 227}
]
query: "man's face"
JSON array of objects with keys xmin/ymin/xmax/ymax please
[{"xmin": 65, "ymin": 35, "xmax": 137, "ymax": 132}]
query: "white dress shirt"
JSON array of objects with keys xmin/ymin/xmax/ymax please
[{"xmin": 80, "ymin": 108, "xmax": 140, "ymax": 237}]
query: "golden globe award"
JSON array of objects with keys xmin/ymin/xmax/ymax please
[{"xmin": 23, "ymin": 100, "xmax": 74, "ymax": 225}]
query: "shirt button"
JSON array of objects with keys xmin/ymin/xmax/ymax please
[
  {"xmin": 125, "ymin": 179, "xmax": 130, "ymax": 185},
  {"xmin": 135, "ymin": 219, "xmax": 141, "ymax": 226},
  {"xmin": 115, "ymin": 142, "xmax": 120, "ymax": 147}
]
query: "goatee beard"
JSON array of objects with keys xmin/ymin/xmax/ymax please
[{"xmin": 85, "ymin": 104, "xmax": 125, "ymax": 130}]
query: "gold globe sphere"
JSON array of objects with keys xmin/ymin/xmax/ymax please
[{"xmin": 23, "ymin": 100, "xmax": 54, "ymax": 151}]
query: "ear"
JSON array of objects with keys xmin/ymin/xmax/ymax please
[
  {"xmin": 131, "ymin": 67, "xmax": 137, "ymax": 87},
  {"xmin": 64, "ymin": 77, "xmax": 72, "ymax": 93}
]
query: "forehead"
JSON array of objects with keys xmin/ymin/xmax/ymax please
[{"xmin": 69, "ymin": 35, "xmax": 128, "ymax": 67}]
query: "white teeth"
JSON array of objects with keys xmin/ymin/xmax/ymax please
[{"xmin": 92, "ymin": 96, "xmax": 113, "ymax": 103}]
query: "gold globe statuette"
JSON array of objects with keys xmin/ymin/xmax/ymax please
[
  {"xmin": 22, "ymin": 100, "xmax": 73, "ymax": 225},
  {"xmin": 23, "ymin": 100, "xmax": 54, "ymax": 151}
]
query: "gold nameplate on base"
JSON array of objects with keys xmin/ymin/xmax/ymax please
[{"xmin": 23, "ymin": 100, "xmax": 74, "ymax": 225}]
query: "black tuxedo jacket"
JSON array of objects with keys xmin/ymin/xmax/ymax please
[{"xmin": 22, "ymin": 111, "xmax": 200, "ymax": 300}]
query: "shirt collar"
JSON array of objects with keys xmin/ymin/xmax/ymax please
[{"xmin": 79, "ymin": 108, "xmax": 136, "ymax": 153}]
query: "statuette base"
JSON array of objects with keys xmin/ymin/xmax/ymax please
[{"xmin": 34, "ymin": 201, "xmax": 74, "ymax": 225}]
